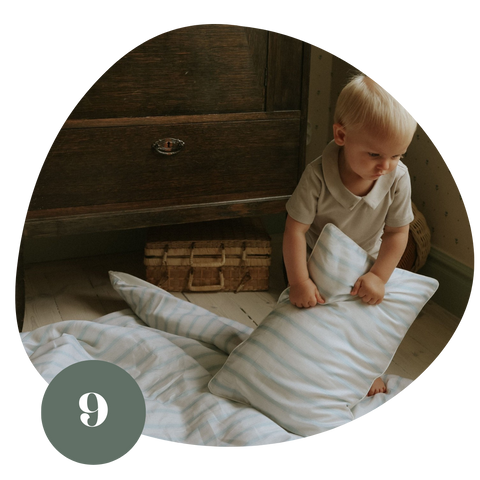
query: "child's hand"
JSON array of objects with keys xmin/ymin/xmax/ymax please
[
  {"xmin": 289, "ymin": 278, "xmax": 325, "ymax": 308},
  {"xmin": 351, "ymin": 272, "xmax": 385, "ymax": 305}
]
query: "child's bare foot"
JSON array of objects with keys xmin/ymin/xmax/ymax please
[{"xmin": 367, "ymin": 377, "xmax": 386, "ymax": 396}]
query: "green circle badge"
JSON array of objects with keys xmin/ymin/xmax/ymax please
[{"xmin": 41, "ymin": 360, "xmax": 146, "ymax": 465}]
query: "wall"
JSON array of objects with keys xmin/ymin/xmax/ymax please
[
  {"xmin": 305, "ymin": 49, "xmax": 333, "ymax": 163},
  {"xmin": 404, "ymin": 127, "xmax": 473, "ymax": 317},
  {"xmin": 406, "ymin": 128, "xmax": 473, "ymax": 267}
]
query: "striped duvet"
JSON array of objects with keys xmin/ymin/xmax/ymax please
[
  {"xmin": 208, "ymin": 224, "xmax": 438, "ymax": 436},
  {"xmin": 20, "ymin": 224, "xmax": 434, "ymax": 444}
]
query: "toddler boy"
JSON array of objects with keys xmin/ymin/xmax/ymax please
[{"xmin": 283, "ymin": 74, "xmax": 417, "ymax": 396}]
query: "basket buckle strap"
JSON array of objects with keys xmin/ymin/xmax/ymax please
[
  {"xmin": 235, "ymin": 242, "xmax": 252, "ymax": 293},
  {"xmin": 156, "ymin": 245, "xmax": 169, "ymax": 287},
  {"xmin": 187, "ymin": 267, "xmax": 225, "ymax": 292},
  {"xmin": 189, "ymin": 242, "xmax": 226, "ymax": 267}
]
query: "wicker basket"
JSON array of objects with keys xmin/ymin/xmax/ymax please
[
  {"xmin": 397, "ymin": 202, "xmax": 431, "ymax": 272},
  {"xmin": 144, "ymin": 217, "xmax": 271, "ymax": 292}
]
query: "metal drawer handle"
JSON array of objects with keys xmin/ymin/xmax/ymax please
[{"xmin": 152, "ymin": 138, "xmax": 185, "ymax": 155}]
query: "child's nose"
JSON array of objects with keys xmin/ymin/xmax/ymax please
[{"xmin": 378, "ymin": 158, "xmax": 390, "ymax": 171}]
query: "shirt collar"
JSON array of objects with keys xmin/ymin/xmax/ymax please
[{"xmin": 322, "ymin": 140, "xmax": 396, "ymax": 211}]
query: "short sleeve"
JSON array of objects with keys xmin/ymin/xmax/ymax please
[
  {"xmin": 286, "ymin": 159, "xmax": 323, "ymax": 226},
  {"xmin": 385, "ymin": 166, "xmax": 414, "ymax": 228}
]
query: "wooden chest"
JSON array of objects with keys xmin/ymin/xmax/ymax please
[
  {"xmin": 17, "ymin": 25, "xmax": 310, "ymax": 331},
  {"xmin": 24, "ymin": 25, "xmax": 310, "ymax": 237},
  {"xmin": 144, "ymin": 218, "xmax": 271, "ymax": 292}
]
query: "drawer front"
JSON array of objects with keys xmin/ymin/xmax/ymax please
[{"xmin": 29, "ymin": 117, "xmax": 301, "ymax": 213}]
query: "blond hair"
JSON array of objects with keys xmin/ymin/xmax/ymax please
[{"xmin": 334, "ymin": 74, "xmax": 417, "ymax": 142}]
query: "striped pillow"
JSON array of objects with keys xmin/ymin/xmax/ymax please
[{"xmin": 208, "ymin": 223, "xmax": 439, "ymax": 436}]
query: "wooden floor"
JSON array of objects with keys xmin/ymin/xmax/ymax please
[{"xmin": 22, "ymin": 234, "xmax": 460, "ymax": 381}]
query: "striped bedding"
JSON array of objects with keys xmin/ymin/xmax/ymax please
[
  {"xmin": 208, "ymin": 224, "xmax": 439, "ymax": 436},
  {"xmin": 22, "ymin": 265, "xmax": 418, "ymax": 446}
]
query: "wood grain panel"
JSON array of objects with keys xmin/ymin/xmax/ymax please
[{"xmin": 68, "ymin": 25, "xmax": 269, "ymax": 119}]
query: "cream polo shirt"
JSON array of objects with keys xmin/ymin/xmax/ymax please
[{"xmin": 286, "ymin": 140, "xmax": 414, "ymax": 257}]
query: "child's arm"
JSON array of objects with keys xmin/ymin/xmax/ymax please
[
  {"xmin": 283, "ymin": 215, "xmax": 325, "ymax": 308},
  {"xmin": 351, "ymin": 224, "xmax": 409, "ymax": 305}
]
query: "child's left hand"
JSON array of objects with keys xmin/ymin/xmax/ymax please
[{"xmin": 351, "ymin": 272, "xmax": 385, "ymax": 305}]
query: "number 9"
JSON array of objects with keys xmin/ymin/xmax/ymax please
[{"xmin": 79, "ymin": 392, "xmax": 108, "ymax": 427}]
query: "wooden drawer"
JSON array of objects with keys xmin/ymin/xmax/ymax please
[{"xmin": 29, "ymin": 114, "xmax": 301, "ymax": 213}]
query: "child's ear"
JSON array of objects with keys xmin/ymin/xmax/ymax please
[{"xmin": 333, "ymin": 123, "xmax": 346, "ymax": 146}]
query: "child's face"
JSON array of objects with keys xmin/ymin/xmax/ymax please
[{"xmin": 333, "ymin": 124, "xmax": 411, "ymax": 182}]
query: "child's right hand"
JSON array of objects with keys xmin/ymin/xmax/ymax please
[{"xmin": 289, "ymin": 278, "xmax": 325, "ymax": 308}]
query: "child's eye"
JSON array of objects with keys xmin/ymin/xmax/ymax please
[{"xmin": 368, "ymin": 152, "xmax": 379, "ymax": 157}]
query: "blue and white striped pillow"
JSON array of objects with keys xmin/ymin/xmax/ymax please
[{"xmin": 208, "ymin": 223, "xmax": 439, "ymax": 436}]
